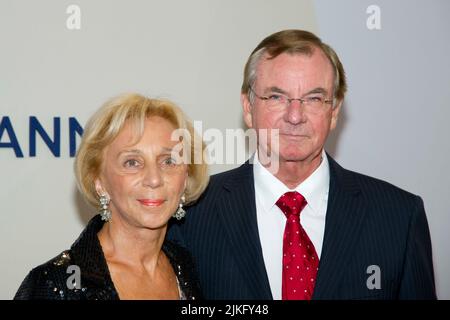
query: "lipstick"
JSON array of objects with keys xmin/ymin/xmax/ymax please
[{"xmin": 137, "ymin": 199, "xmax": 165, "ymax": 207}]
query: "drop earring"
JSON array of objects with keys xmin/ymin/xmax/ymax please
[
  {"xmin": 99, "ymin": 195, "xmax": 111, "ymax": 222},
  {"xmin": 173, "ymin": 194, "xmax": 186, "ymax": 220}
]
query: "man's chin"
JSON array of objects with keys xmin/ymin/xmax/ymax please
[
  {"xmin": 280, "ymin": 155, "xmax": 309, "ymax": 162},
  {"xmin": 278, "ymin": 147, "xmax": 311, "ymax": 161}
]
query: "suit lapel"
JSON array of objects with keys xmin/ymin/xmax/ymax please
[
  {"xmin": 215, "ymin": 156, "xmax": 367, "ymax": 300},
  {"xmin": 217, "ymin": 161, "xmax": 273, "ymax": 299},
  {"xmin": 312, "ymin": 155, "xmax": 367, "ymax": 299}
]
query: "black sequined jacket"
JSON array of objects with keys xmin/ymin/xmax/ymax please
[{"xmin": 14, "ymin": 215, "xmax": 202, "ymax": 300}]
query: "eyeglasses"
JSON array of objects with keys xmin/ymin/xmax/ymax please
[{"xmin": 249, "ymin": 86, "xmax": 334, "ymax": 112}]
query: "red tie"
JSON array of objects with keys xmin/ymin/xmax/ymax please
[{"xmin": 276, "ymin": 191, "xmax": 319, "ymax": 300}]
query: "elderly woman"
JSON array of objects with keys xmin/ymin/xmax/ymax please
[{"xmin": 14, "ymin": 93, "xmax": 208, "ymax": 300}]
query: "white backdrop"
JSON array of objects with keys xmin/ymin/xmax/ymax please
[{"xmin": 1, "ymin": 0, "xmax": 449, "ymax": 299}]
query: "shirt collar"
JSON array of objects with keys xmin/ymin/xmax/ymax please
[{"xmin": 253, "ymin": 149, "xmax": 330, "ymax": 214}]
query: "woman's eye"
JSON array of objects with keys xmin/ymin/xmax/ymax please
[
  {"xmin": 124, "ymin": 159, "xmax": 140, "ymax": 168},
  {"xmin": 163, "ymin": 157, "xmax": 177, "ymax": 166}
]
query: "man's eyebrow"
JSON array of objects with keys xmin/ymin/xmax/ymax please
[
  {"xmin": 263, "ymin": 86, "xmax": 329, "ymax": 96},
  {"xmin": 264, "ymin": 86, "xmax": 289, "ymax": 95},
  {"xmin": 304, "ymin": 87, "xmax": 328, "ymax": 96}
]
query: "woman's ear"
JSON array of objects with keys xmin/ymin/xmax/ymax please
[
  {"xmin": 95, "ymin": 179, "xmax": 106, "ymax": 197},
  {"xmin": 184, "ymin": 177, "xmax": 188, "ymax": 190}
]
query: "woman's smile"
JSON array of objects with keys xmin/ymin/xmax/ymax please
[{"xmin": 137, "ymin": 198, "xmax": 166, "ymax": 207}]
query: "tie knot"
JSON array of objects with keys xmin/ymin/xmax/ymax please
[{"xmin": 276, "ymin": 191, "xmax": 307, "ymax": 218}]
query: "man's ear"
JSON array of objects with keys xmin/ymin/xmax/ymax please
[
  {"xmin": 330, "ymin": 99, "xmax": 343, "ymax": 131},
  {"xmin": 241, "ymin": 93, "xmax": 253, "ymax": 128}
]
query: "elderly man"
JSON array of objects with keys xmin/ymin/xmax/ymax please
[{"xmin": 169, "ymin": 30, "xmax": 436, "ymax": 300}]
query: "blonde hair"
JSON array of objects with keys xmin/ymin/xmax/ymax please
[
  {"xmin": 75, "ymin": 93, "xmax": 209, "ymax": 208},
  {"xmin": 242, "ymin": 29, "xmax": 347, "ymax": 105}
]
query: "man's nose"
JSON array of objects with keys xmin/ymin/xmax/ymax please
[{"xmin": 285, "ymin": 99, "xmax": 306, "ymax": 124}]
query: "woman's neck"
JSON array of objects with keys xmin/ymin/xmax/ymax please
[{"xmin": 97, "ymin": 216, "xmax": 167, "ymax": 275}]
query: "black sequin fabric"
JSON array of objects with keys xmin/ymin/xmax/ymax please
[{"xmin": 14, "ymin": 215, "xmax": 202, "ymax": 300}]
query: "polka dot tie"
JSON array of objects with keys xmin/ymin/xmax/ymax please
[{"xmin": 276, "ymin": 191, "xmax": 319, "ymax": 300}]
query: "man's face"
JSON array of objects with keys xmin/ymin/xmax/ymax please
[{"xmin": 242, "ymin": 50, "xmax": 342, "ymax": 165}]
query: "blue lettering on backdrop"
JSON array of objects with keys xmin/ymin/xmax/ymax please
[
  {"xmin": 0, "ymin": 116, "xmax": 84, "ymax": 158},
  {"xmin": 69, "ymin": 117, "xmax": 83, "ymax": 157},
  {"xmin": 0, "ymin": 116, "xmax": 24, "ymax": 157},
  {"xmin": 29, "ymin": 116, "xmax": 61, "ymax": 157}
]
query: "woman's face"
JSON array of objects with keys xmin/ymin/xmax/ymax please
[{"xmin": 96, "ymin": 116, "xmax": 188, "ymax": 230}]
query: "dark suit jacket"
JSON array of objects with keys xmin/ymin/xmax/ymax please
[
  {"xmin": 15, "ymin": 214, "xmax": 202, "ymax": 300},
  {"xmin": 168, "ymin": 155, "xmax": 436, "ymax": 299}
]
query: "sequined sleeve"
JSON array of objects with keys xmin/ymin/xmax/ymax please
[
  {"xmin": 14, "ymin": 251, "xmax": 73, "ymax": 300},
  {"xmin": 14, "ymin": 265, "xmax": 65, "ymax": 300}
]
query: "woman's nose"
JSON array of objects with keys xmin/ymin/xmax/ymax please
[{"xmin": 142, "ymin": 164, "xmax": 163, "ymax": 188}]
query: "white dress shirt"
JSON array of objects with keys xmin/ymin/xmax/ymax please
[{"xmin": 253, "ymin": 149, "xmax": 330, "ymax": 300}]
